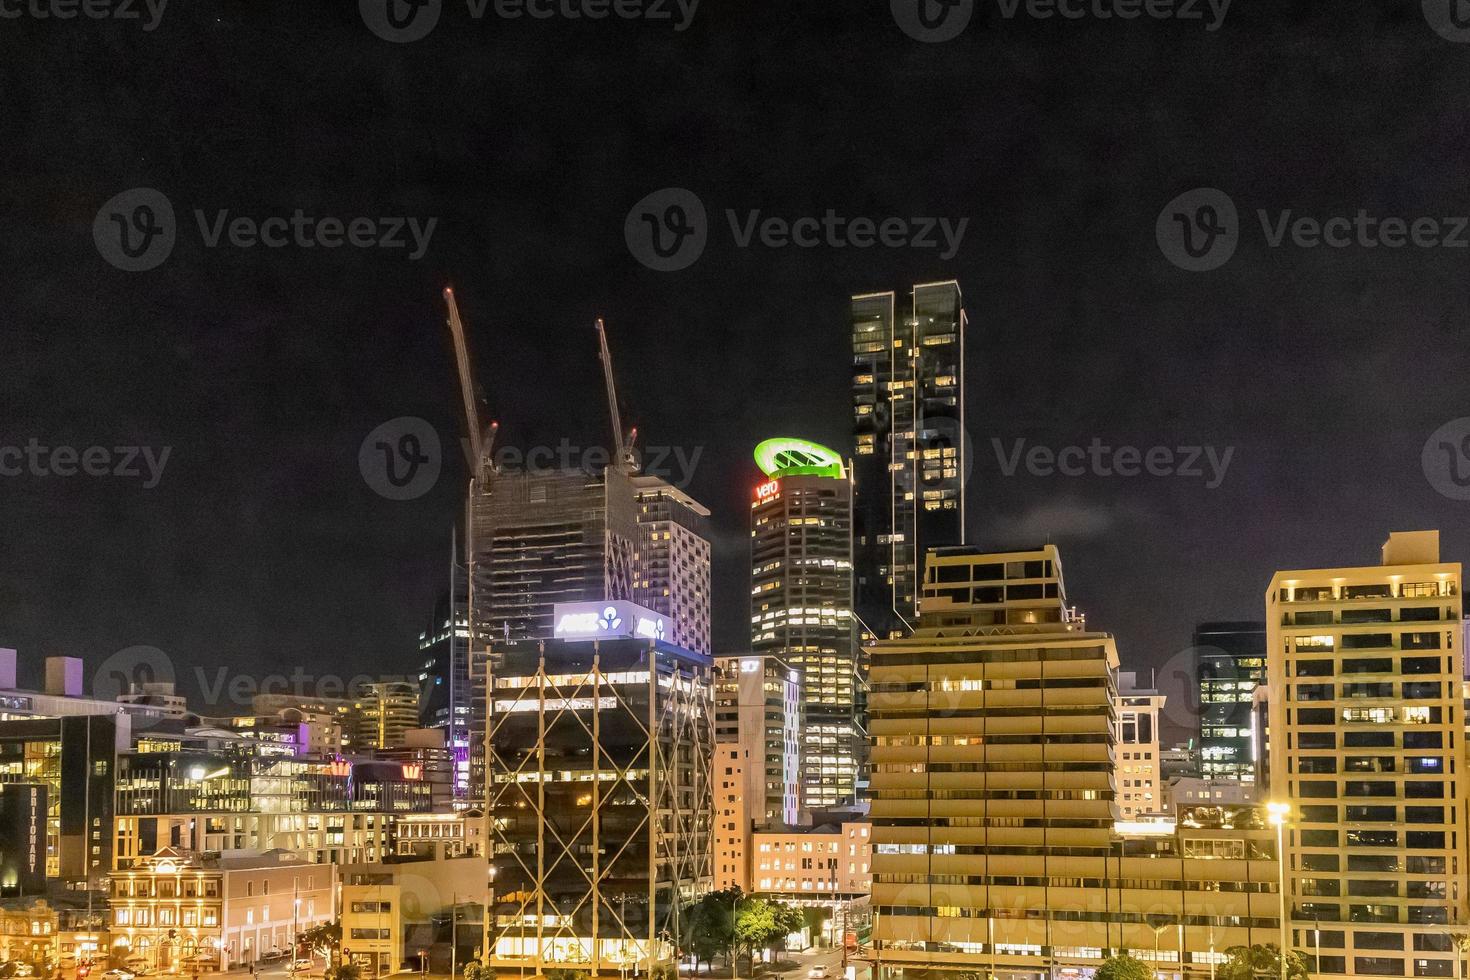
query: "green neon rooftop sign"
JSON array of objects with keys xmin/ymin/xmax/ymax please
[{"xmin": 754, "ymin": 437, "xmax": 845, "ymax": 479}]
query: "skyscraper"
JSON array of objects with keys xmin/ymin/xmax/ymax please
[
  {"xmin": 417, "ymin": 576, "xmax": 487, "ymax": 802},
  {"xmin": 851, "ymin": 281, "xmax": 967, "ymax": 642},
  {"xmin": 1195, "ymin": 620, "xmax": 1267, "ymax": 782},
  {"xmin": 469, "ymin": 466, "xmax": 640, "ymax": 643},
  {"xmin": 750, "ymin": 437, "xmax": 857, "ymax": 808},
  {"xmin": 632, "ymin": 474, "xmax": 712, "ymax": 654},
  {"xmin": 1265, "ymin": 530, "xmax": 1464, "ymax": 980}
]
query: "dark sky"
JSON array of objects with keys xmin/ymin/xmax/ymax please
[{"xmin": 3, "ymin": 0, "xmax": 1469, "ymax": 737}]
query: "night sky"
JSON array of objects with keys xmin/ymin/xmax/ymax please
[{"xmin": 3, "ymin": 0, "xmax": 1468, "ymax": 739}]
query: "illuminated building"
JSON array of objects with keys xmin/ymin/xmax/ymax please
[
  {"xmin": 470, "ymin": 467, "xmax": 640, "ymax": 643},
  {"xmin": 484, "ymin": 606, "xmax": 713, "ymax": 974},
  {"xmin": 1264, "ymin": 530, "xmax": 1464, "ymax": 979},
  {"xmin": 0, "ymin": 715, "xmax": 119, "ymax": 886},
  {"xmin": 751, "ymin": 821, "xmax": 871, "ymax": 947},
  {"xmin": 867, "ymin": 545, "xmax": 1281, "ymax": 980},
  {"xmin": 355, "ymin": 681, "xmax": 422, "ymax": 751},
  {"xmin": 750, "ymin": 438, "xmax": 857, "ymax": 808},
  {"xmin": 1115, "ymin": 670, "xmax": 1165, "ymax": 818},
  {"xmin": 851, "ymin": 281, "xmax": 967, "ymax": 642},
  {"xmin": 338, "ymin": 855, "xmax": 489, "ymax": 976},
  {"xmin": 417, "ymin": 581, "xmax": 487, "ymax": 802},
  {"xmin": 1195, "ymin": 621, "xmax": 1267, "ymax": 782},
  {"xmin": 633, "ymin": 475, "xmax": 713, "ymax": 655},
  {"xmin": 107, "ymin": 847, "xmax": 332, "ymax": 971}
]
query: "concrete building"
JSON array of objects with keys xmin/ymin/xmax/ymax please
[
  {"xmin": 417, "ymin": 577, "xmax": 485, "ymax": 803},
  {"xmin": 866, "ymin": 545, "xmax": 1281, "ymax": 980},
  {"xmin": 107, "ymin": 848, "xmax": 332, "ymax": 971},
  {"xmin": 355, "ymin": 682, "xmax": 422, "ymax": 751},
  {"xmin": 1264, "ymin": 529, "xmax": 1465, "ymax": 980},
  {"xmin": 633, "ymin": 475, "xmax": 713, "ymax": 655},
  {"xmin": 851, "ymin": 281, "xmax": 967, "ymax": 642},
  {"xmin": 339, "ymin": 854, "xmax": 490, "ymax": 976},
  {"xmin": 1166, "ymin": 776, "xmax": 1258, "ymax": 813},
  {"xmin": 713, "ymin": 743, "xmax": 751, "ymax": 892},
  {"xmin": 1115, "ymin": 671, "xmax": 1165, "ymax": 819},
  {"xmin": 484, "ymin": 609, "xmax": 714, "ymax": 974},
  {"xmin": 750, "ymin": 438, "xmax": 857, "ymax": 809},
  {"xmin": 1195, "ymin": 622, "xmax": 1267, "ymax": 782},
  {"xmin": 752, "ymin": 821, "xmax": 872, "ymax": 947},
  {"xmin": 714, "ymin": 655, "xmax": 802, "ymax": 827}
]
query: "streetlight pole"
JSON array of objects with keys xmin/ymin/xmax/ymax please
[
  {"xmin": 730, "ymin": 894, "xmax": 741, "ymax": 980},
  {"xmin": 1267, "ymin": 802, "xmax": 1291, "ymax": 980}
]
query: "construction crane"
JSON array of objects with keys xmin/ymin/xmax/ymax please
[
  {"xmin": 595, "ymin": 317, "xmax": 639, "ymax": 473},
  {"xmin": 443, "ymin": 286, "xmax": 498, "ymax": 473}
]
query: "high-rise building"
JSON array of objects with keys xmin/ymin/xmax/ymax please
[
  {"xmin": 1196, "ymin": 621, "xmax": 1267, "ymax": 782},
  {"xmin": 1265, "ymin": 529, "xmax": 1465, "ymax": 980},
  {"xmin": 417, "ymin": 577, "xmax": 487, "ymax": 802},
  {"xmin": 470, "ymin": 467, "xmax": 641, "ymax": 643},
  {"xmin": 633, "ymin": 475, "xmax": 713, "ymax": 654},
  {"xmin": 851, "ymin": 281, "xmax": 967, "ymax": 642},
  {"xmin": 1115, "ymin": 670, "xmax": 1164, "ymax": 818},
  {"xmin": 750, "ymin": 438, "xmax": 857, "ymax": 809},
  {"xmin": 868, "ymin": 545, "xmax": 1282, "ymax": 979},
  {"xmin": 355, "ymin": 681, "xmax": 422, "ymax": 750},
  {"xmin": 714, "ymin": 655, "xmax": 802, "ymax": 826},
  {"xmin": 484, "ymin": 605, "xmax": 713, "ymax": 974}
]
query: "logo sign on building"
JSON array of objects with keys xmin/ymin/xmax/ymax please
[
  {"xmin": 754, "ymin": 479, "xmax": 781, "ymax": 503},
  {"xmin": 0, "ymin": 782, "xmax": 48, "ymax": 895},
  {"xmin": 553, "ymin": 600, "xmax": 669, "ymax": 643}
]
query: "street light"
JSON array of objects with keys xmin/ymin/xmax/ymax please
[{"xmin": 1267, "ymin": 802, "xmax": 1291, "ymax": 980}]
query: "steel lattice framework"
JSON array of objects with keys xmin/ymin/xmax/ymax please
[{"xmin": 484, "ymin": 636, "xmax": 714, "ymax": 974}]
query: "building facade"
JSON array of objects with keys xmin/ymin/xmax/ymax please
[
  {"xmin": 750, "ymin": 438, "xmax": 857, "ymax": 809},
  {"xmin": 1195, "ymin": 622, "xmax": 1267, "ymax": 782},
  {"xmin": 633, "ymin": 475, "xmax": 713, "ymax": 655},
  {"xmin": 355, "ymin": 682, "xmax": 422, "ymax": 752},
  {"xmin": 1115, "ymin": 671, "xmax": 1164, "ymax": 819},
  {"xmin": 851, "ymin": 281, "xmax": 967, "ymax": 642},
  {"xmin": 1265, "ymin": 530, "xmax": 1465, "ymax": 980},
  {"xmin": 484, "ymin": 618, "xmax": 714, "ymax": 974},
  {"xmin": 714, "ymin": 655, "xmax": 802, "ymax": 827}
]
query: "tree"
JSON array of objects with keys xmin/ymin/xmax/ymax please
[
  {"xmin": 1220, "ymin": 944, "xmax": 1311, "ymax": 980},
  {"xmin": 1095, "ymin": 953, "xmax": 1154, "ymax": 980},
  {"xmin": 463, "ymin": 963, "xmax": 494, "ymax": 980},
  {"xmin": 299, "ymin": 921, "xmax": 343, "ymax": 966},
  {"xmin": 545, "ymin": 971, "xmax": 589, "ymax": 980}
]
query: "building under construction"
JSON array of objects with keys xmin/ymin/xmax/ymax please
[{"xmin": 483, "ymin": 614, "xmax": 714, "ymax": 973}]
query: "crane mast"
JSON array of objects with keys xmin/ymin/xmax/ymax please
[
  {"xmin": 595, "ymin": 318, "xmax": 637, "ymax": 472},
  {"xmin": 443, "ymin": 286, "xmax": 497, "ymax": 473}
]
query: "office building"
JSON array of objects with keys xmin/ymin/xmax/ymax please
[
  {"xmin": 714, "ymin": 655, "xmax": 802, "ymax": 826},
  {"xmin": 250, "ymin": 693, "xmax": 359, "ymax": 753},
  {"xmin": 338, "ymin": 854, "xmax": 489, "ymax": 976},
  {"xmin": 1265, "ymin": 530, "xmax": 1464, "ymax": 980},
  {"xmin": 867, "ymin": 545, "xmax": 1281, "ymax": 979},
  {"xmin": 633, "ymin": 475, "xmax": 713, "ymax": 655},
  {"xmin": 417, "ymin": 581, "xmax": 486, "ymax": 802},
  {"xmin": 1196, "ymin": 621, "xmax": 1267, "ymax": 782},
  {"xmin": 750, "ymin": 438, "xmax": 857, "ymax": 809},
  {"xmin": 851, "ymin": 281, "xmax": 967, "ymax": 642},
  {"xmin": 484, "ymin": 604, "xmax": 714, "ymax": 974},
  {"xmin": 0, "ymin": 715, "xmax": 121, "ymax": 885},
  {"xmin": 469, "ymin": 467, "xmax": 640, "ymax": 643},
  {"xmin": 356, "ymin": 681, "xmax": 422, "ymax": 751},
  {"xmin": 1115, "ymin": 671, "xmax": 1165, "ymax": 819},
  {"xmin": 752, "ymin": 821, "xmax": 871, "ymax": 946}
]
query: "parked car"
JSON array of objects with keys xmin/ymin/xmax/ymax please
[
  {"xmin": 101, "ymin": 971, "xmax": 135, "ymax": 980},
  {"xmin": 807, "ymin": 967, "xmax": 830, "ymax": 979}
]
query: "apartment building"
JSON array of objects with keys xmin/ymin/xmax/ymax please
[
  {"xmin": 1115, "ymin": 671, "xmax": 1165, "ymax": 818},
  {"xmin": 1265, "ymin": 530, "xmax": 1465, "ymax": 980}
]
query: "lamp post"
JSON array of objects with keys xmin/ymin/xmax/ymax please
[
  {"xmin": 730, "ymin": 894, "xmax": 741, "ymax": 980},
  {"xmin": 1267, "ymin": 802, "xmax": 1291, "ymax": 980}
]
